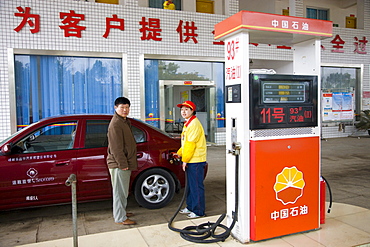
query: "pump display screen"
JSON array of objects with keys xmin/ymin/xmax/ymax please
[
  {"xmin": 250, "ymin": 74, "xmax": 318, "ymax": 130},
  {"xmin": 262, "ymin": 81, "xmax": 308, "ymax": 103}
]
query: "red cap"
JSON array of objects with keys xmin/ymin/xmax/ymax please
[{"xmin": 177, "ymin": 101, "xmax": 196, "ymax": 111}]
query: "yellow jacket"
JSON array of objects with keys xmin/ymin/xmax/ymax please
[
  {"xmin": 163, "ymin": 1, "xmax": 176, "ymax": 10},
  {"xmin": 177, "ymin": 116, "xmax": 207, "ymax": 163}
]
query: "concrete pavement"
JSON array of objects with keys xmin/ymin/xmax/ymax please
[{"xmin": 0, "ymin": 137, "xmax": 369, "ymax": 246}]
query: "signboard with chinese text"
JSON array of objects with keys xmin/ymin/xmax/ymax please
[
  {"xmin": 214, "ymin": 11, "xmax": 332, "ymax": 43},
  {"xmin": 12, "ymin": 5, "xmax": 368, "ymax": 56},
  {"xmin": 321, "ymin": 92, "xmax": 354, "ymax": 121}
]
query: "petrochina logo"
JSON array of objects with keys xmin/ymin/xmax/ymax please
[{"xmin": 273, "ymin": 166, "xmax": 305, "ymax": 205}]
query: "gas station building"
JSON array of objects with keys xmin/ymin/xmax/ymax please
[{"xmin": 0, "ymin": 0, "xmax": 369, "ymax": 144}]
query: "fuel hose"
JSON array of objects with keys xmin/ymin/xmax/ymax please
[
  {"xmin": 321, "ymin": 176, "xmax": 332, "ymax": 213},
  {"xmin": 168, "ymin": 155, "xmax": 239, "ymax": 243}
]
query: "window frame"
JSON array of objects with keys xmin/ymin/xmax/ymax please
[
  {"xmin": 9, "ymin": 49, "xmax": 126, "ymax": 134},
  {"xmin": 14, "ymin": 121, "xmax": 78, "ymax": 153},
  {"xmin": 306, "ymin": 7, "xmax": 329, "ymax": 21},
  {"xmin": 321, "ymin": 65, "xmax": 362, "ymax": 123}
]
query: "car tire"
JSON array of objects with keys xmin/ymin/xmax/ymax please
[{"xmin": 134, "ymin": 168, "xmax": 176, "ymax": 209}]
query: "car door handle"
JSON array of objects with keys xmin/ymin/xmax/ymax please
[
  {"xmin": 137, "ymin": 152, "xmax": 143, "ymax": 158},
  {"xmin": 55, "ymin": 161, "xmax": 70, "ymax": 166}
]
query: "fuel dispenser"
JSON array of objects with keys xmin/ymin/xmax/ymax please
[
  {"xmin": 214, "ymin": 11, "xmax": 332, "ymax": 243},
  {"xmin": 249, "ymin": 73, "xmax": 319, "ymax": 240}
]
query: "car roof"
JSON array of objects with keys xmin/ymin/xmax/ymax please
[
  {"xmin": 37, "ymin": 114, "xmax": 147, "ymax": 127},
  {"xmin": 39, "ymin": 114, "xmax": 113, "ymax": 121}
]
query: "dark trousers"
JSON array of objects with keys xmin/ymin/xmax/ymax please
[{"xmin": 186, "ymin": 162, "xmax": 206, "ymax": 216}]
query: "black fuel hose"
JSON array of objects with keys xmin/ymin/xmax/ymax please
[
  {"xmin": 321, "ymin": 176, "xmax": 332, "ymax": 213},
  {"xmin": 168, "ymin": 155, "xmax": 239, "ymax": 243}
]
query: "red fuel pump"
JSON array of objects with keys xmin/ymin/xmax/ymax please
[{"xmin": 216, "ymin": 10, "xmax": 332, "ymax": 244}]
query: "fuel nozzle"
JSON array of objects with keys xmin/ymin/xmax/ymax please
[
  {"xmin": 228, "ymin": 142, "xmax": 241, "ymax": 156},
  {"xmin": 169, "ymin": 152, "xmax": 181, "ymax": 165}
]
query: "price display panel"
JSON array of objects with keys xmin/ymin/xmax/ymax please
[
  {"xmin": 250, "ymin": 74, "xmax": 318, "ymax": 130},
  {"xmin": 262, "ymin": 82, "xmax": 307, "ymax": 103}
]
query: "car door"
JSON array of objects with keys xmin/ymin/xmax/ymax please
[
  {"xmin": 0, "ymin": 120, "xmax": 78, "ymax": 210},
  {"xmin": 75, "ymin": 119, "xmax": 112, "ymax": 200},
  {"xmin": 76, "ymin": 118, "xmax": 149, "ymax": 200}
]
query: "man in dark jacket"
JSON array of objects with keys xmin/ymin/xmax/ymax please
[{"xmin": 107, "ymin": 97, "xmax": 138, "ymax": 225}]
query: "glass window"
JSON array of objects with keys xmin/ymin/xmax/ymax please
[
  {"xmin": 14, "ymin": 55, "xmax": 122, "ymax": 128},
  {"xmin": 85, "ymin": 120, "xmax": 110, "ymax": 148},
  {"xmin": 132, "ymin": 126, "xmax": 146, "ymax": 143},
  {"xmin": 321, "ymin": 67, "xmax": 357, "ymax": 92},
  {"xmin": 321, "ymin": 66, "xmax": 360, "ymax": 121},
  {"xmin": 158, "ymin": 60, "xmax": 213, "ymax": 81},
  {"xmin": 13, "ymin": 121, "xmax": 77, "ymax": 153},
  {"xmin": 144, "ymin": 59, "xmax": 225, "ymax": 128},
  {"xmin": 307, "ymin": 8, "xmax": 329, "ymax": 20},
  {"xmin": 84, "ymin": 119, "xmax": 146, "ymax": 147}
]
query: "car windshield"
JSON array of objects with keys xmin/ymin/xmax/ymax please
[{"xmin": 0, "ymin": 122, "xmax": 38, "ymax": 146}]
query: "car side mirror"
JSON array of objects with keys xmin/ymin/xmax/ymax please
[{"xmin": 1, "ymin": 144, "xmax": 12, "ymax": 155}]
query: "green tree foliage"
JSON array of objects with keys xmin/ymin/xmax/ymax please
[
  {"xmin": 322, "ymin": 72, "xmax": 355, "ymax": 90},
  {"xmin": 158, "ymin": 61, "xmax": 210, "ymax": 80}
]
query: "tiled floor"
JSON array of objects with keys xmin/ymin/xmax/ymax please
[{"xmin": 17, "ymin": 202, "xmax": 370, "ymax": 247}]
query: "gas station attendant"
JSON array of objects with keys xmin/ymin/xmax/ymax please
[{"xmin": 175, "ymin": 101, "xmax": 207, "ymax": 219}]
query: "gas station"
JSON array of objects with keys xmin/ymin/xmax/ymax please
[
  {"xmin": 1, "ymin": 9, "xmax": 369, "ymax": 247},
  {"xmin": 214, "ymin": 11, "xmax": 332, "ymax": 243}
]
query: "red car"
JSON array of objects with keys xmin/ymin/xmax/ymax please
[{"xmin": 0, "ymin": 115, "xmax": 186, "ymax": 210}]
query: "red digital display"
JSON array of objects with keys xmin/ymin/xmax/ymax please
[{"xmin": 258, "ymin": 106, "xmax": 314, "ymax": 125}]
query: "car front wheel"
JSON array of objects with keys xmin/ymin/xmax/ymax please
[{"xmin": 134, "ymin": 168, "xmax": 176, "ymax": 209}]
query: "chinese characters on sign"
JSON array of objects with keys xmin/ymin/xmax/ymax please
[
  {"xmin": 59, "ymin": 10, "xmax": 86, "ymax": 38},
  {"xmin": 12, "ymin": 167, "xmax": 55, "ymax": 186},
  {"xmin": 271, "ymin": 19, "xmax": 309, "ymax": 31},
  {"xmin": 13, "ymin": 6, "xmax": 367, "ymax": 54},
  {"xmin": 12, "ymin": 177, "xmax": 55, "ymax": 186},
  {"xmin": 8, "ymin": 154, "xmax": 57, "ymax": 162},
  {"xmin": 226, "ymin": 66, "xmax": 241, "ymax": 80},
  {"xmin": 13, "ymin": 6, "xmax": 220, "ymax": 45},
  {"xmin": 330, "ymin": 34, "xmax": 368, "ymax": 54},
  {"xmin": 253, "ymin": 17, "xmax": 364, "ymax": 54},
  {"xmin": 331, "ymin": 34, "xmax": 345, "ymax": 53},
  {"xmin": 259, "ymin": 106, "xmax": 313, "ymax": 125},
  {"xmin": 354, "ymin": 36, "xmax": 368, "ymax": 54},
  {"xmin": 225, "ymin": 38, "xmax": 242, "ymax": 81},
  {"xmin": 140, "ymin": 17, "xmax": 162, "ymax": 41},
  {"xmin": 14, "ymin": 6, "xmax": 40, "ymax": 34},
  {"xmin": 103, "ymin": 14, "xmax": 124, "ymax": 38},
  {"xmin": 177, "ymin": 20, "xmax": 198, "ymax": 43},
  {"xmin": 271, "ymin": 205, "xmax": 309, "ymax": 220}
]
